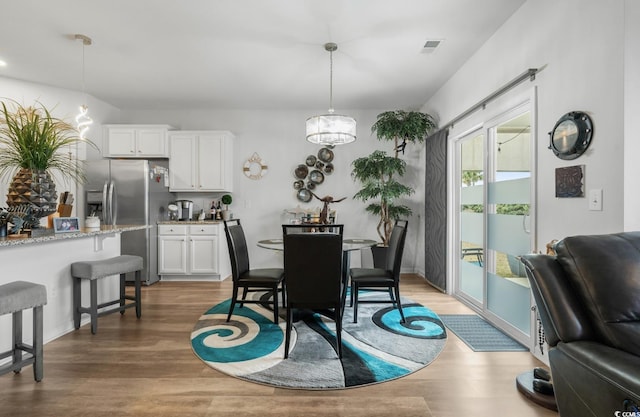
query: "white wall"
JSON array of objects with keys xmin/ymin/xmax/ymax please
[
  {"xmin": 624, "ymin": 0, "xmax": 640, "ymax": 231},
  {"xmin": 117, "ymin": 108, "xmax": 426, "ymax": 271},
  {"xmin": 421, "ymin": 0, "xmax": 626, "ymax": 267}
]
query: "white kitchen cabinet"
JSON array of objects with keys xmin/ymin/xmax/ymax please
[
  {"xmin": 158, "ymin": 223, "xmax": 230, "ymax": 280},
  {"xmin": 103, "ymin": 125, "xmax": 172, "ymax": 157},
  {"xmin": 168, "ymin": 131, "xmax": 234, "ymax": 192},
  {"xmin": 157, "ymin": 224, "xmax": 188, "ymax": 274}
]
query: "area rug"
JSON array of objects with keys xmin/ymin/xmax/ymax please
[
  {"xmin": 191, "ymin": 291, "xmax": 447, "ymax": 389},
  {"xmin": 439, "ymin": 314, "xmax": 527, "ymax": 352}
]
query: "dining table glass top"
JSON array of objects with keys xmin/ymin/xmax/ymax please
[{"xmin": 257, "ymin": 237, "xmax": 378, "ymax": 252}]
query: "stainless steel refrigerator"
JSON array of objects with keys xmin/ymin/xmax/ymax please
[{"xmin": 84, "ymin": 159, "xmax": 173, "ymax": 285}]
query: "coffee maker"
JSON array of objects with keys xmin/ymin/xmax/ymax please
[{"xmin": 175, "ymin": 200, "xmax": 193, "ymax": 221}]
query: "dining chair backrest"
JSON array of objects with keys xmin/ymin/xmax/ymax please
[
  {"xmin": 385, "ymin": 220, "xmax": 408, "ymax": 279},
  {"xmin": 224, "ymin": 219, "xmax": 250, "ymax": 282},
  {"xmin": 282, "ymin": 225, "xmax": 344, "ymax": 307}
]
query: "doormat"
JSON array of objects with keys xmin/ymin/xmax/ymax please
[
  {"xmin": 191, "ymin": 292, "xmax": 447, "ymax": 389},
  {"xmin": 439, "ymin": 314, "xmax": 527, "ymax": 352}
]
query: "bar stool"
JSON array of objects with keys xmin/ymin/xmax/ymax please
[
  {"xmin": 71, "ymin": 255, "xmax": 143, "ymax": 334},
  {"xmin": 0, "ymin": 281, "xmax": 47, "ymax": 382}
]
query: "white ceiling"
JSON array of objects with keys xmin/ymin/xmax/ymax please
[{"xmin": 0, "ymin": 0, "xmax": 525, "ymax": 111}]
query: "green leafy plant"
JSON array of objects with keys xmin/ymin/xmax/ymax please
[
  {"xmin": 371, "ymin": 110, "xmax": 436, "ymax": 157},
  {"xmin": 351, "ymin": 110, "xmax": 436, "ymax": 246},
  {"xmin": 351, "ymin": 150, "xmax": 413, "ymax": 245},
  {"xmin": 221, "ymin": 194, "xmax": 232, "ymax": 210},
  {"xmin": 0, "ymin": 99, "xmax": 95, "ymax": 183}
]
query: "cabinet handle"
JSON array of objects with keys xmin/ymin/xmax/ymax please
[
  {"xmin": 137, "ymin": 149, "xmax": 142, "ymax": 153},
  {"xmin": 130, "ymin": 149, "xmax": 134, "ymax": 153}
]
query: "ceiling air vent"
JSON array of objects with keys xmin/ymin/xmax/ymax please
[{"xmin": 422, "ymin": 39, "xmax": 442, "ymax": 54}]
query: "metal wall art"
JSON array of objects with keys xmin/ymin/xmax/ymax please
[
  {"xmin": 555, "ymin": 165, "xmax": 584, "ymax": 198},
  {"xmin": 293, "ymin": 147, "xmax": 335, "ymax": 202}
]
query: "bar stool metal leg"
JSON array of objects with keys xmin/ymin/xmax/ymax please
[
  {"xmin": 12, "ymin": 310, "xmax": 23, "ymax": 373},
  {"xmin": 135, "ymin": 270, "xmax": 142, "ymax": 318},
  {"xmin": 119, "ymin": 273, "xmax": 126, "ymax": 315},
  {"xmin": 73, "ymin": 277, "xmax": 81, "ymax": 329},
  {"xmin": 90, "ymin": 280, "xmax": 98, "ymax": 334},
  {"xmin": 33, "ymin": 305, "xmax": 44, "ymax": 381}
]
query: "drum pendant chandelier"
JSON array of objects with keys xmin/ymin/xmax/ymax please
[{"xmin": 305, "ymin": 43, "xmax": 356, "ymax": 146}]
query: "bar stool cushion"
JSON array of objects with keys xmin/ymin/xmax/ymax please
[
  {"xmin": 0, "ymin": 281, "xmax": 47, "ymax": 316},
  {"xmin": 71, "ymin": 255, "xmax": 143, "ymax": 280}
]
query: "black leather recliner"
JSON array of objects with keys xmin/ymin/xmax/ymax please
[{"xmin": 521, "ymin": 232, "xmax": 640, "ymax": 416}]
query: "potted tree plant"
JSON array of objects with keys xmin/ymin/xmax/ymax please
[
  {"xmin": 220, "ymin": 194, "xmax": 233, "ymax": 221},
  {"xmin": 351, "ymin": 110, "xmax": 436, "ymax": 265},
  {"xmin": 0, "ymin": 99, "xmax": 95, "ymax": 228},
  {"xmin": 371, "ymin": 110, "xmax": 436, "ymax": 158},
  {"xmin": 352, "ymin": 150, "xmax": 413, "ymax": 247}
]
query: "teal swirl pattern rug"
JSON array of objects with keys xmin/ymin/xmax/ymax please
[{"xmin": 191, "ymin": 291, "xmax": 447, "ymax": 389}]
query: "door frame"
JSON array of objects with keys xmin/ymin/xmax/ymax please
[{"xmin": 446, "ymin": 87, "xmax": 538, "ymax": 349}]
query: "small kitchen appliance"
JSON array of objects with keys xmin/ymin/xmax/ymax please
[{"xmin": 175, "ymin": 200, "xmax": 193, "ymax": 221}]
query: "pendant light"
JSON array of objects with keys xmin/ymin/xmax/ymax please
[
  {"xmin": 74, "ymin": 34, "xmax": 93, "ymax": 139},
  {"xmin": 306, "ymin": 43, "xmax": 356, "ymax": 146}
]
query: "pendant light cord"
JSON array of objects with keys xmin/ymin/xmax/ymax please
[
  {"xmin": 328, "ymin": 47, "xmax": 334, "ymax": 113},
  {"xmin": 325, "ymin": 42, "xmax": 337, "ymax": 114}
]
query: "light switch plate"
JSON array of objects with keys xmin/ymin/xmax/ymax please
[{"xmin": 589, "ymin": 189, "xmax": 603, "ymax": 211}]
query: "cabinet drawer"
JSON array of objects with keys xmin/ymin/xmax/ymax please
[
  {"xmin": 158, "ymin": 225, "xmax": 187, "ymax": 235},
  {"xmin": 189, "ymin": 224, "xmax": 218, "ymax": 235}
]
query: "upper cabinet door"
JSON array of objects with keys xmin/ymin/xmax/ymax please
[
  {"xmin": 169, "ymin": 134, "xmax": 197, "ymax": 191},
  {"xmin": 103, "ymin": 125, "xmax": 171, "ymax": 158},
  {"xmin": 104, "ymin": 127, "xmax": 137, "ymax": 156},
  {"xmin": 136, "ymin": 128, "xmax": 167, "ymax": 156},
  {"xmin": 169, "ymin": 131, "xmax": 234, "ymax": 192},
  {"xmin": 197, "ymin": 134, "xmax": 225, "ymax": 191}
]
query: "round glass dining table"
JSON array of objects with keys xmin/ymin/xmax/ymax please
[
  {"xmin": 257, "ymin": 237, "xmax": 377, "ymax": 252},
  {"xmin": 257, "ymin": 237, "xmax": 378, "ymax": 311}
]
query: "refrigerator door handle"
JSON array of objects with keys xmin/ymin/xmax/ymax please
[
  {"xmin": 108, "ymin": 181, "xmax": 117, "ymax": 225},
  {"xmin": 102, "ymin": 181, "xmax": 110, "ymax": 224}
]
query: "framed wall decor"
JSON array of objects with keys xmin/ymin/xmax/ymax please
[
  {"xmin": 555, "ymin": 165, "xmax": 584, "ymax": 198},
  {"xmin": 53, "ymin": 217, "xmax": 80, "ymax": 233},
  {"xmin": 548, "ymin": 111, "xmax": 594, "ymax": 160}
]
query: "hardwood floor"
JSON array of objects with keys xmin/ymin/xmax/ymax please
[{"xmin": 0, "ymin": 275, "xmax": 557, "ymax": 417}]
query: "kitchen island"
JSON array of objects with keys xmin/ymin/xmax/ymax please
[{"xmin": 0, "ymin": 225, "xmax": 148, "ymax": 356}]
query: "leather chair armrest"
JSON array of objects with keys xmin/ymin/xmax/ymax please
[{"xmin": 551, "ymin": 341, "xmax": 640, "ymax": 416}]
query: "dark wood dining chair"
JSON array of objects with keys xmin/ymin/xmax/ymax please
[
  {"xmin": 282, "ymin": 224, "xmax": 344, "ymax": 359},
  {"xmin": 223, "ymin": 219, "xmax": 285, "ymax": 324},
  {"xmin": 349, "ymin": 220, "xmax": 408, "ymax": 323}
]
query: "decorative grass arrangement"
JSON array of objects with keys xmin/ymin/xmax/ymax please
[{"xmin": 0, "ymin": 99, "xmax": 95, "ymax": 183}]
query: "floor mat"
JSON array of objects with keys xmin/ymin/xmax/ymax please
[{"xmin": 439, "ymin": 314, "xmax": 528, "ymax": 352}]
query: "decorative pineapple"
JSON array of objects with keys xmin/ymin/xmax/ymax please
[{"xmin": 0, "ymin": 100, "xmax": 95, "ymax": 221}]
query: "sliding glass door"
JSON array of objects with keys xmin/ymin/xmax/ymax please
[{"xmin": 455, "ymin": 103, "xmax": 534, "ymax": 345}]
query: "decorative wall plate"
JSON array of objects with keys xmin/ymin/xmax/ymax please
[
  {"xmin": 309, "ymin": 169, "xmax": 325, "ymax": 184},
  {"xmin": 318, "ymin": 147, "xmax": 334, "ymax": 163},
  {"xmin": 305, "ymin": 155, "xmax": 317, "ymax": 166},
  {"xmin": 294, "ymin": 164, "xmax": 309, "ymax": 179},
  {"xmin": 297, "ymin": 188, "xmax": 312, "ymax": 202}
]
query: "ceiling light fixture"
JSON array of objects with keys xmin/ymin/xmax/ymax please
[
  {"xmin": 74, "ymin": 34, "xmax": 93, "ymax": 139},
  {"xmin": 305, "ymin": 42, "xmax": 356, "ymax": 146}
]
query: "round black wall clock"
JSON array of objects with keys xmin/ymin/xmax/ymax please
[{"xmin": 548, "ymin": 111, "xmax": 593, "ymax": 160}]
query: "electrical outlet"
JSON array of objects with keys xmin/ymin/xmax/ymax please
[
  {"xmin": 589, "ymin": 189, "xmax": 603, "ymax": 211},
  {"xmin": 49, "ymin": 284, "xmax": 57, "ymax": 299}
]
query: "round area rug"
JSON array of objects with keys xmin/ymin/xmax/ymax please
[{"xmin": 191, "ymin": 291, "xmax": 447, "ymax": 389}]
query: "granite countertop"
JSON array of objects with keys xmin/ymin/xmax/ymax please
[
  {"xmin": 157, "ymin": 220, "xmax": 223, "ymax": 225},
  {"xmin": 0, "ymin": 224, "xmax": 149, "ymax": 247}
]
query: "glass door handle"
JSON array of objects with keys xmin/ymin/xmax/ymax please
[{"xmin": 522, "ymin": 214, "xmax": 531, "ymax": 234}]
